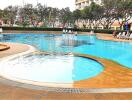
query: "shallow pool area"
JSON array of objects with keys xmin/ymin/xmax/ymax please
[
  {"xmin": 1, "ymin": 33, "xmax": 132, "ymax": 68},
  {"xmin": 0, "ymin": 54, "xmax": 103, "ymax": 83}
]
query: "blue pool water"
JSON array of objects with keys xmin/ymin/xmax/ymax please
[
  {"xmin": 0, "ymin": 55, "xmax": 103, "ymax": 83},
  {"xmin": 1, "ymin": 33, "xmax": 132, "ymax": 69}
]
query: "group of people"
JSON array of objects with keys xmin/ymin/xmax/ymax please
[
  {"xmin": 62, "ymin": 29, "xmax": 78, "ymax": 35},
  {"xmin": 113, "ymin": 31, "xmax": 132, "ymax": 40}
]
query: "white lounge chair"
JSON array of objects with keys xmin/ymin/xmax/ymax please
[
  {"xmin": 124, "ymin": 32, "xmax": 130, "ymax": 40},
  {"xmin": 65, "ymin": 30, "xmax": 68, "ymax": 34},
  {"xmin": 120, "ymin": 32, "xmax": 126, "ymax": 39},
  {"xmin": 69, "ymin": 30, "xmax": 72, "ymax": 34},
  {"xmin": 62, "ymin": 29, "xmax": 66, "ymax": 34},
  {"xmin": 116, "ymin": 32, "xmax": 122, "ymax": 39},
  {"xmin": 129, "ymin": 34, "xmax": 132, "ymax": 40}
]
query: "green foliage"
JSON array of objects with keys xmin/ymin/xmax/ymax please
[
  {"xmin": 59, "ymin": 7, "xmax": 73, "ymax": 27},
  {"xmin": 76, "ymin": 0, "xmax": 132, "ymax": 30},
  {"xmin": 0, "ymin": 0, "xmax": 132, "ymax": 30},
  {"xmin": 72, "ymin": 9, "xmax": 81, "ymax": 22},
  {"xmin": 1, "ymin": 26, "xmax": 131, "ymax": 34},
  {"xmin": 0, "ymin": 26, "xmax": 63, "ymax": 31}
]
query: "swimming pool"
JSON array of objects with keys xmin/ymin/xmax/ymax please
[
  {"xmin": 1, "ymin": 33, "xmax": 132, "ymax": 68},
  {"xmin": 0, "ymin": 54, "xmax": 103, "ymax": 83}
]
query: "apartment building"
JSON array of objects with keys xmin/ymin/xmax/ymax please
[{"xmin": 75, "ymin": 0, "xmax": 102, "ymax": 10}]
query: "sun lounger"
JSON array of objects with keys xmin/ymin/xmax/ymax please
[
  {"xmin": 124, "ymin": 32, "xmax": 130, "ymax": 40},
  {"xmin": 65, "ymin": 30, "xmax": 68, "ymax": 34},
  {"xmin": 69, "ymin": 30, "xmax": 72, "ymax": 34},
  {"xmin": 120, "ymin": 32, "xmax": 126, "ymax": 39},
  {"xmin": 62, "ymin": 29, "xmax": 66, "ymax": 34},
  {"xmin": 116, "ymin": 32, "xmax": 122, "ymax": 39},
  {"xmin": 129, "ymin": 34, "xmax": 132, "ymax": 40}
]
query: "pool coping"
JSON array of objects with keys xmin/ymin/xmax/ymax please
[{"xmin": 0, "ymin": 43, "xmax": 36, "ymax": 61}]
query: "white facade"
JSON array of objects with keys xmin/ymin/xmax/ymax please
[{"xmin": 75, "ymin": 0, "xmax": 102, "ymax": 10}]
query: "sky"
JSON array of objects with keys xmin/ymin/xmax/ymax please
[{"xmin": 0, "ymin": 0, "xmax": 75, "ymax": 11}]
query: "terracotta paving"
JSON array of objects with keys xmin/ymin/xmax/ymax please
[
  {"xmin": 96, "ymin": 33, "xmax": 132, "ymax": 42},
  {"xmin": 74, "ymin": 54, "xmax": 132, "ymax": 88},
  {"xmin": 0, "ymin": 43, "xmax": 29, "ymax": 58},
  {"xmin": 0, "ymin": 82, "xmax": 132, "ymax": 100}
]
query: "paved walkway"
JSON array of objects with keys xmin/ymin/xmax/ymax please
[
  {"xmin": 97, "ymin": 33, "xmax": 132, "ymax": 42},
  {"xmin": 0, "ymin": 43, "xmax": 29, "ymax": 58},
  {"xmin": 0, "ymin": 82, "xmax": 132, "ymax": 100}
]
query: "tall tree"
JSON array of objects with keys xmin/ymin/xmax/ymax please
[
  {"xmin": 99, "ymin": 0, "xmax": 117, "ymax": 29},
  {"xmin": 36, "ymin": 3, "xmax": 48, "ymax": 26},
  {"xmin": 3, "ymin": 6, "xmax": 18, "ymax": 26},
  {"xmin": 59, "ymin": 7, "xmax": 72, "ymax": 28},
  {"xmin": 115, "ymin": 0, "xmax": 132, "ymax": 30}
]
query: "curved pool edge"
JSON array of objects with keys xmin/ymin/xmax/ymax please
[
  {"xmin": 0, "ymin": 44, "xmax": 10, "ymax": 51},
  {"xmin": 0, "ymin": 52, "xmax": 104, "ymax": 88},
  {"xmin": 0, "ymin": 43, "xmax": 36, "ymax": 61},
  {"xmin": 0, "ymin": 49, "xmax": 132, "ymax": 91}
]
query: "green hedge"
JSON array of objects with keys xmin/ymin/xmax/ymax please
[
  {"xmin": 0, "ymin": 26, "xmax": 63, "ymax": 31},
  {"xmin": 0, "ymin": 26, "xmax": 131, "ymax": 34},
  {"xmin": 74, "ymin": 28, "xmax": 114, "ymax": 34}
]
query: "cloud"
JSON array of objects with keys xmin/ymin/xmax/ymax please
[{"xmin": 0, "ymin": 0, "xmax": 75, "ymax": 11}]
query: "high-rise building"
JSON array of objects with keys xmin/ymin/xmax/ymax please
[{"xmin": 75, "ymin": 0, "xmax": 102, "ymax": 10}]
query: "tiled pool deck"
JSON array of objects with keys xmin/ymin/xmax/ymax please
[
  {"xmin": 96, "ymin": 33, "xmax": 132, "ymax": 42},
  {"xmin": 0, "ymin": 82, "xmax": 132, "ymax": 100},
  {"xmin": 0, "ymin": 34, "xmax": 132, "ymax": 99},
  {"xmin": 0, "ymin": 43, "xmax": 30, "ymax": 58}
]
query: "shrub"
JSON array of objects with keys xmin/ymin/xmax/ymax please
[{"xmin": 0, "ymin": 26, "xmax": 131, "ymax": 34}]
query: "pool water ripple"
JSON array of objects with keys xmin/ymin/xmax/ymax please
[
  {"xmin": 0, "ymin": 55, "xmax": 104, "ymax": 83},
  {"xmin": 1, "ymin": 33, "xmax": 132, "ymax": 68}
]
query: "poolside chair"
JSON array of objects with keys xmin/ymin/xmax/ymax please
[
  {"xmin": 116, "ymin": 32, "xmax": 122, "ymax": 39},
  {"xmin": 120, "ymin": 32, "xmax": 126, "ymax": 39},
  {"xmin": 124, "ymin": 32, "xmax": 130, "ymax": 40},
  {"xmin": 69, "ymin": 30, "xmax": 72, "ymax": 34},
  {"xmin": 62, "ymin": 29, "xmax": 66, "ymax": 34},
  {"xmin": 90, "ymin": 31, "xmax": 94, "ymax": 35},
  {"xmin": 65, "ymin": 30, "xmax": 68, "ymax": 34},
  {"xmin": 129, "ymin": 33, "xmax": 132, "ymax": 40}
]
